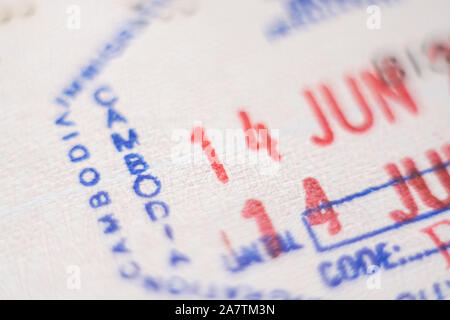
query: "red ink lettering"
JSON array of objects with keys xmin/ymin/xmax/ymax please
[
  {"xmin": 321, "ymin": 76, "xmax": 374, "ymax": 133},
  {"xmin": 191, "ymin": 126, "xmax": 229, "ymax": 183},
  {"xmin": 361, "ymin": 69, "xmax": 418, "ymax": 123},
  {"xmin": 303, "ymin": 89, "xmax": 334, "ymax": 146},
  {"xmin": 303, "ymin": 177, "xmax": 342, "ymax": 235},
  {"xmin": 241, "ymin": 199, "xmax": 282, "ymax": 258},
  {"xmin": 421, "ymin": 220, "xmax": 450, "ymax": 269},
  {"xmin": 385, "ymin": 163, "xmax": 419, "ymax": 222},
  {"xmin": 387, "ymin": 144, "xmax": 450, "ymax": 222},
  {"xmin": 238, "ymin": 111, "xmax": 281, "ymax": 162}
]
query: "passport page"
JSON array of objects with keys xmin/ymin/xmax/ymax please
[{"xmin": 0, "ymin": 0, "xmax": 449, "ymax": 299}]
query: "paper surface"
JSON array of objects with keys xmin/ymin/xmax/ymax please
[{"xmin": 0, "ymin": 0, "xmax": 449, "ymax": 299}]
